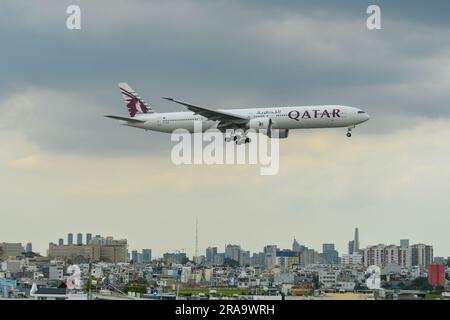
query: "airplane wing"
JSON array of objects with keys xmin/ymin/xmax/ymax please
[
  {"xmin": 104, "ymin": 115, "xmax": 146, "ymax": 123},
  {"xmin": 161, "ymin": 97, "xmax": 248, "ymax": 125}
]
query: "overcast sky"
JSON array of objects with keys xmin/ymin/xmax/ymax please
[{"xmin": 1, "ymin": 0, "xmax": 450, "ymax": 258}]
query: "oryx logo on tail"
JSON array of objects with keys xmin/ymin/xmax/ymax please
[{"xmin": 118, "ymin": 82, "xmax": 154, "ymax": 117}]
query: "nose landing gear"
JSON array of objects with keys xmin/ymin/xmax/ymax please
[{"xmin": 346, "ymin": 126, "xmax": 355, "ymax": 138}]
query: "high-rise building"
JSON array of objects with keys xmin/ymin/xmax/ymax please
[
  {"xmin": 25, "ymin": 242, "xmax": 32, "ymax": 253},
  {"xmin": 142, "ymin": 249, "xmax": 152, "ymax": 263},
  {"xmin": 77, "ymin": 233, "xmax": 83, "ymax": 246},
  {"xmin": 251, "ymin": 252, "xmax": 265, "ymax": 266},
  {"xmin": 321, "ymin": 243, "xmax": 339, "ymax": 264},
  {"xmin": 292, "ymin": 238, "xmax": 301, "ymax": 252},
  {"xmin": 58, "ymin": 238, "xmax": 64, "ymax": 246},
  {"xmin": 292, "ymin": 238, "xmax": 308, "ymax": 253},
  {"xmin": 206, "ymin": 247, "xmax": 217, "ymax": 264},
  {"xmin": 348, "ymin": 228, "xmax": 360, "ymax": 254},
  {"xmin": 363, "ymin": 244, "xmax": 387, "ymax": 267},
  {"xmin": 400, "ymin": 239, "xmax": 409, "ymax": 248},
  {"xmin": 428, "ymin": 264, "xmax": 446, "ymax": 287},
  {"xmin": 348, "ymin": 240, "xmax": 355, "ymax": 255},
  {"xmin": 86, "ymin": 233, "xmax": 92, "ymax": 244},
  {"xmin": 300, "ymin": 249, "xmax": 322, "ymax": 266},
  {"xmin": 362, "ymin": 244, "xmax": 412, "ymax": 268},
  {"xmin": 225, "ymin": 245, "xmax": 241, "ymax": 262},
  {"xmin": 67, "ymin": 233, "xmax": 73, "ymax": 245},
  {"xmin": 213, "ymin": 253, "xmax": 225, "ymax": 266},
  {"xmin": 239, "ymin": 250, "xmax": 251, "ymax": 266},
  {"xmin": 49, "ymin": 236, "xmax": 128, "ymax": 263},
  {"xmin": 131, "ymin": 250, "xmax": 139, "ymax": 264},
  {"xmin": 264, "ymin": 245, "xmax": 277, "ymax": 269},
  {"xmin": 399, "ymin": 246, "xmax": 411, "ymax": 268},
  {"xmin": 0, "ymin": 243, "xmax": 24, "ymax": 260},
  {"xmin": 354, "ymin": 228, "xmax": 360, "ymax": 252},
  {"xmin": 410, "ymin": 244, "xmax": 433, "ymax": 269},
  {"xmin": 163, "ymin": 252, "xmax": 187, "ymax": 264}
]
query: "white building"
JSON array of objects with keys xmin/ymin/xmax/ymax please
[
  {"xmin": 49, "ymin": 265, "xmax": 64, "ymax": 281},
  {"xmin": 341, "ymin": 253, "xmax": 363, "ymax": 265},
  {"xmin": 318, "ymin": 270, "xmax": 339, "ymax": 289}
]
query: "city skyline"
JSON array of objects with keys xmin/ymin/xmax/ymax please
[{"xmin": 4, "ymin": 228, "xmax": 449, "ymax": 259}]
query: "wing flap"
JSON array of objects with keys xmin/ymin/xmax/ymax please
[{"xmin": 162, "ymin": 97, "xmax": 248, "ymax": 124}]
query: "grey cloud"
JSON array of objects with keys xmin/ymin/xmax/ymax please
[{"xmin": 1, "ymin": 0, "xmax": 449, "ymax": 154}]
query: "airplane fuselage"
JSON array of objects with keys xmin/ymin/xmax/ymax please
[{"xmin": 121, "ymin": 105, "xmax": 370, "ymax": 133}]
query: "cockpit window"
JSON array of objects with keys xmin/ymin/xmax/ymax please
[{"xmin": 357, "ymin": 111, "xmax": 366, "ymax": 114}]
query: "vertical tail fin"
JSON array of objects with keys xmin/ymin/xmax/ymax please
[{"xmin": 118, "ymin": 82, "xmax": 155, "ymax": 117}]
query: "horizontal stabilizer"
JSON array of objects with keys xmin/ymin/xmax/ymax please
[{"xmin": 104, "ymin": 115, "xmax": 146, "ymax": 123}]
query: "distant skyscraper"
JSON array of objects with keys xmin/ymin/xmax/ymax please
[
  {"xmin": 26, "ymin": 242, "xmax": 32, "ymax": 253},
  {"xmin": 195, "ymin": 217, "xmax": 199, "ymax": 259},
  {"xmin": 354, "ymin": 228, "xmax": 360, "ymax": 252},
  {"xmin": 348, "ymin": 240, "xmax": 355, "ymax": 254},
  {"xmin": 348, "ymin": 228, "xmax": 360, "ymax": 254},
  {"xmin": 58, "ymin": 238, "xmax": 64, "ymax": 246},
  {"xmin": 225, "ymin": 245, "xmax": 241, "ymax": 262},
  {"xmin": 67, "ymin": 233, "xmax": 73, "ymax": 245},
  {"xmin": 292, "ymin": 238, "xmax": 301, "ymax": 252},
  {"xmin": 264, "ymin": 245, "xmax": 277, "ymax": 269},
  {"xmin": 292, "ymin": 238, "xmax": 307, "ymax": 253},
  {"xmin": 86, "ymin": 233, "xmax": 92, "ymax": 244},
  {"xmin": 142, "ymin": 249, "xmax": 152, "ymax": 263},
  {"xmin": 322, "ymin": 243, "xmax": 339, "ymax": 264},
  {"xmin": 400, "ymin": 239, "xmax": 409, "ymax": 248},
  {"xmin": 76, "ymin": 233, "xmax": 83, "ymax": 245},
  {"xmin": 206, "ymin": 247, "xmax": 218, "ymax": 264},
  {"xmin": 131, "ymin": 250, "xmax": 139, "ymax": 264}
]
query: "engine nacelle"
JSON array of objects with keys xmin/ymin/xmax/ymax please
[
  {"xmin": 268, "ymin": 129, "xmax": 289, "ymax": 139},
  {"xmin": 247, "ymin": 118, "xmax": 272, "ymax": 135}
]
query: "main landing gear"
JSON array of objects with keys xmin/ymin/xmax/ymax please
[{"xmin": 224, "ymin": 131, "xmax": 252, "ymax": 144}]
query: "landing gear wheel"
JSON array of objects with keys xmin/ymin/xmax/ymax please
[
  {"xmin": 245, "ymin": 137, "xmax": 251, "ymax": 144},
  {"xmin": 346, "ymin": 132, "xmax": 352, "ymax": 138}
]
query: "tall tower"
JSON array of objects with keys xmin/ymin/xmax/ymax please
[
  {"xmin": 195, "ymin": 217, "xmax": 199, "ymax": 259},
  {"xmin": 354, "ymin": 228, "xmax": 360, "ymax": 252}
]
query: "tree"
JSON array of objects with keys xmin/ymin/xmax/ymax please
[
  {"xmin": 123, "ymin": 282, "xmax": 148, "ymax": 294},
  {"xmin": 403, "ymin": 277, "xmax": 432, "ymax": 291}
]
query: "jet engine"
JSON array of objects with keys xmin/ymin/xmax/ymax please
[{"xmin": 247, "ymin": 118, "xmax": 272, "ymax": 135}]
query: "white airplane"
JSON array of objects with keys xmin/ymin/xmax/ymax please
[{"xmin": 105, "ymin": 83, "xmax": 370, "ymax": 143}]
